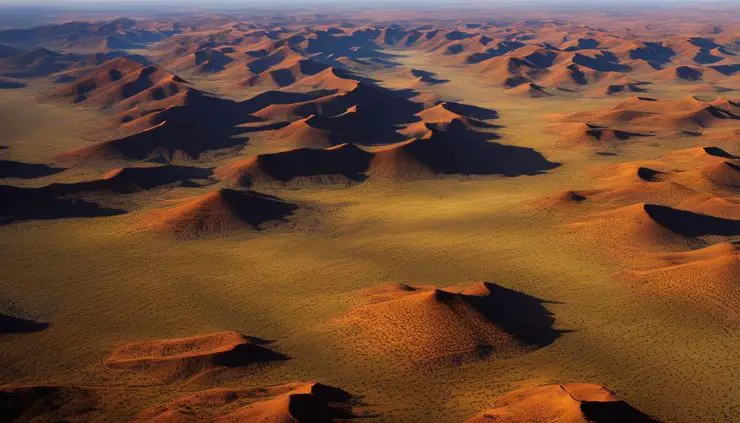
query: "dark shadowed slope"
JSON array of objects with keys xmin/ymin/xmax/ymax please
[{"xmin": 0, "ymin": 185, "xmax": 125, "ymax": 224}]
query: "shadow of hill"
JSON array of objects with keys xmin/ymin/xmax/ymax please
[
  {"xmin": 216, "ymin": 189, "xmax": 299, "ymax": 228},
  {"xmin": 0, "ymin": 160, "xmax": 64, "ymax": 179},
  {"xmin": 0, "ymin": 80, "xmax": 24, "ymax": 89},
  {"xmin": 411, "ymin": 69, "xmax": 449, "ymax": 84},
  {"xmin": 0, "ymin": 185, "xmax": 125, "ymax": 224},
  {"xmin": 440, "ymin": 101, "xmax": 499, "ymax": 120},
  {"xmin": 630, "ymin": 42, "xmax": 675, "ymax": 67},
  {"xmin": 711, "ymin": 64, "xmax": 740, "ymax": 76},
  {"xmin": 304, "ymin": 106, "xmax": 411, "ymax": 145},
  {"xmin": 61, "ymin": 93, "xmax": 259, "ymax": 162},
  {"xmin": 293, "ymin": 83, "xmax": 422, "ymax": 122},
  {"xmin": 256, "ymin": 83, "xmax": 423, "ymax": 145},
  {"xmin": 396, "ymin": 132, "xmax": 559, "ymax": 177},
  {"xmin": 573, "ymin": 53, "xmax": 630, "ymax": 72},
  {"xmin": 194, "ymin": 48, "xmax": 234, "ymax": 72},
  {"xmin": 0, "ymin": 314, "xmax": 49, "ymax": 334},
  {"xmin": 703, "ymin": 146, "xmax": 738, "ymax": 159},
  {"xmin": 304, "ymin": 29, "xmax": 402, "ymax": 64},
  {"xmin": 45, "ymin": 165, "xmax": 213, "ymax": 194},
  {"xmin": 232, "ymin": 129, "xmax": 558, "ymax": 186},
  {"xmin": 241, "ymin": 144, "xmax": 372, "ymax": 186},
  {"xmin": 211, "ymin": 336, "xmax": 290, "ymax": 367},
  {"xmin": 676, "ymin": 66, "xmax": 703, "ymax": 81},
  {"xmin": 461, "ymin": 282, "xmax": 565, "ymax": 348},
  {"xmin": 644, "ymin": 204, "xmax": 739, "ymax": 237},
  {"xmin": 466, "ymin": 41, "xmax": 526, "ymax": 64},
  {"xmin": 580, "ymin": 400, "xmax": 662, "ymax": 423}
]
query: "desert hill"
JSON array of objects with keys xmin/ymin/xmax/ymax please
[
  {"xmin": 47, "ymin": 57, "xmax": 189, "ymax": 111},
  {"xmin": 0, "ymin": 19, "xmax": 177, "ymax": 52},
  {"xmin": 0, "ymin": 46, "xmax": 127, "ymax": 78},
  {"xmin": 466, "ymin": 384, "xmax": 658, "ymax": 423},
  {"xmin": 243, "ymin": 57, "xmax": 331, "ymax": 88},
  {"xmin": 266, "ymin": 115, "xmax": 353, "ymax": 148},
  {"xmin": 57, "ymin": 91, "xmax": 258, "ymax": 162},
  {"xmin": 555, "ymin": 122, "xmax": 652, "ymax": 146},
  {"xmin": 134, "ymin": 382, "xmax": 359, "ymax": 422},
  {"xmin": 567, "ymin": 202, "xmax": 738, "ymax": 253},
  {"xmin": 329, "ymin": 282, "xmax": 560, "ymax": 363},
  {"xmin": 217, "ymin": 143, "xmax": 372, "ymax": 187},
  {"xmin": 139, "ymin": 188, "xmax": 297, "ymax": 238},
  {"xmin": 249, "ymin": 81, "xmax": 423, "ymax": 144},
  {"xmin": 561, "ymin": 96, "xmax": 740, "ymax": 134},
  {"xmin": 105, "ymin": 331, "xmax": 288, "ymax": 381},
  {"xmin": 625, "ymin": 242, "xmax": 740, "ymax": 322},
  {"xmin": 543, "ymin": 146, "xmax": 739, "ymax": 218},
  {"xmin": 217, "ymin": 129, "xmax": 557, "ymax": 186},
  {"xmin": 282, "ymin": 66, "xmax": 361, "ymax": 92}
]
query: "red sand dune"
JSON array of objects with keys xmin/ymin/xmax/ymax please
[
  {"xmin": 624, "ymin": 242, "xmax": 740, "ymax": 322},
  {"xmin": 466, "ymin": 384, "xmax": 657, "ymax": 422},
  {"xmin": 567, "ymin": 146, "xmax": 739, "ymax": 217},
  {"xmin": 268, "ymin": 115, "xmax": 352, "ymax": 148},
  {"xmin": 562, "ymin": 96, "xmax": 739, "ymax": 132},
  {"xmin": 508, "ymin": 82, "xmax": 554, "ymax": 97},
  {"xmin": 416, "ymin": 102, "xmax": 470, "ymax": 122},
  {"xmin": 139, "ymin": 189, "xmax": 298, "ymax": 238},
  {"xmin": 567, "ymin": 203, "xmax": 739, "ymax": 252},
  {"xmin": 668, "ymin": 161, "xmax": 740, "ymax": 197},
  {"xmin": 555, "ymin": 122, "xmax": 652, "ymax": 146},
  {"xmin": 368, "ymin": 139, "xmax": 439, "ymax": 180},
  {"xmin": 243, "ymin": 57, "xmax": 330, "ymax": 89},
  {"xmin": 105, "ymin": 331, "xmax": 288, "ymax": 381},
  {"xmin": 399, "ymin": 102, "xmax": 494, "ymax": 138},
  {"xmin": 219, "ymin": 124, "xmax": 556, "ymax": 186},
  {"xmin": 284, "ymin": 66, "xmax": 360, "ymax": 92},
  {"xmin": 255, "ymin": 81, "xmax": 421, "ymax": 131},
  {"xmin": 134, "ymin": 382, "xmax": 357, "ymax": 422},
  {"xmin": 370, "ymin": 130, "xmax": 558, "ymax": 179},
  {"xmin": 660, "ymin": 145, "xmax": 738, "ymax": 167},
  {"xmin": 329, "ymin": 282, "xmax": 559, "ymax": 363},
  {"xmin": 48, "ymin": 57, "xmax": 189, "ymax": 112}
]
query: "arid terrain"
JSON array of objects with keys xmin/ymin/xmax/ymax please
[{"xmin": 0, "ymin": 3, "xmax": 739, "ymax": 422}]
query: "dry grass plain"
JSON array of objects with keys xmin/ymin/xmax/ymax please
[{"xmin": 1, "ymin": 19, "xmax": 739, "ymax": 422}]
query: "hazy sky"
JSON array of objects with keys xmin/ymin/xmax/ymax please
[{"xmin": 0, "ymin": 0, "xmax": 729, "ymax": 4}]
